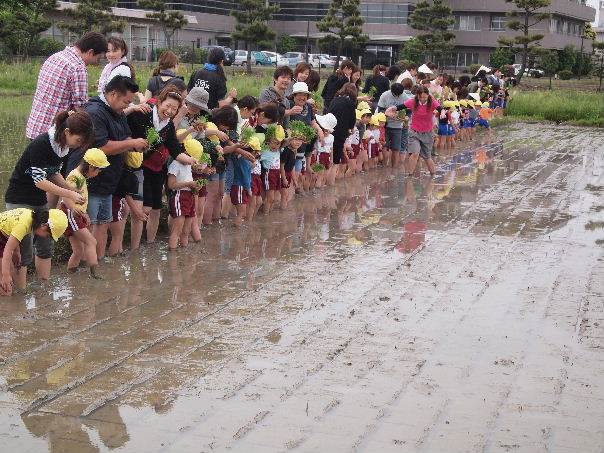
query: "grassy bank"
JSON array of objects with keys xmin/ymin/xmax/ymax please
[{"xmin": 506, "ymin": 90, "xmax": 604, "ymax": 127}]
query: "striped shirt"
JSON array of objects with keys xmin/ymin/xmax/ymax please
[{"xmin": 26, "ymin": 47, "xmax": 88, "ymax": 139}]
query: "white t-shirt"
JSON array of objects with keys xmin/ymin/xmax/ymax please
[
  {"xmin": 98, "ymin": 64, "xmax": 132, "ymax": 94},
  {"xmin": 315, "ymin": 134, "xmax": 334, "ymax": 154},
  {"xmin": 168, "ymin": 160, "xmax": 193, "ymax": 191},
  {"xmin": 345, "ymin": 127, "xmax": 360, "ymax": 146}
]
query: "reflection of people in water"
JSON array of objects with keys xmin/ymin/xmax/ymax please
[
  {"xmin": 22, "ymin": 402, "xmax": 129, "ymax": 453},
  {"xmin": 397, "ymin": 178, "xmax": 427, "ymax": 253}
]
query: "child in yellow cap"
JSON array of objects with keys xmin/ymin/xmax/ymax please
[
  {"xmin": 61, "ymin": 148, "xmax": 110, "ymax": 279},
  {"xmin": 367, "ymin": 114, "xmax": 382, "ymax": 169},
  {"xmin": 0, "ymin": 208, "xmax": 67, "ymax": 295}
]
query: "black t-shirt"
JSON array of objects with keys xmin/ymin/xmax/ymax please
[
  {"xmin": 5, "ymin": 133, "xmax": 64, "ymax": 206},
  {"xmin": 363, "ymin": 74, "xmax": 390, "ymax": 101},
  {"xmin": 321, "ymin": 74, "xmax": 348, "ymax": 109},
  {"xmin": 281, "ymin": 147, "xmax": 296, "ymax": 172},
  {"xmin": 67, "ymin": 96, "xmax": 132, "ymax": 196},
  {"xmin": 127, "ymin": 105, "xmax": 182, "ymax": 160},
  {"xmin": 188, "ymin": 68, "xmax": 227, "ymax": 109},
  {"xmin": 146, "ymin": 71, "xmax": 184, "ymax": 98}
]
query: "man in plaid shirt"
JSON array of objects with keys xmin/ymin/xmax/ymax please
[{"xmin": 26, "ymin": 32, "xmax": 108, "ymax": 140}]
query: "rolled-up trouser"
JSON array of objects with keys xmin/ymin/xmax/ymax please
[{"xmin": 5, "ymin": 202, "xmax": 52, "ymax": 266}]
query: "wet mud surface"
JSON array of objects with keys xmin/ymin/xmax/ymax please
[{"xmin": 1, "ymin": 123, "xmax": 603, "ymax": 453}]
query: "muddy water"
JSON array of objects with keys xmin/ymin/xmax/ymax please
[{"xmin": 0, "ymin": 124, "xmax": 602, "ymax": 453}]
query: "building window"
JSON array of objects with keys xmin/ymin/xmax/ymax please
[
  {"xmin": 453, "ymin": 15, "xmax": 482, "ymax": 31},
  {"xmin": 456, "ymin": 52, "xmax": 480, "ymax": 66},
  {"xmin": 360, "ymin": 3, "xmax": 412, "ymax": 25},
  {"xmin": 490, "ymin": 15, "xmax": 507, "ymax": 31}
]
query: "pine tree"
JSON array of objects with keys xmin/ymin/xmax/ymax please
[
  {"xmin": 60, "ymin": 0, "xmax": 124, "ymax": 36},
  {"xmin": 231, "ymin": 0, "xmax": 279, "ymax": 74},
  {"xmin": 138, "ymin": 0, "xmax": 188, "ymax": 49},
  {"xmin": 497, "ymin": 0, "xmax": 551, "ymax": 84},
  {"xmin": 316, "ymin": 0, "xmax": 367, "ymax": 72},
  {"xmin": 0, "ymin": 0, "xmax": 58, "ymax": 55},
  {"xmin": 408, "ymin": 0, "xmax": 455, "ymax": 67}
]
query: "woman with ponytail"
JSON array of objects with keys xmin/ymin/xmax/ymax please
[
  {"xmin": 145, "ymin": 50, "xmax": 184, "ymax": 100},
  {"xmin": 5, "ymin": 110, "xmax": 93, "ymax": 280}
]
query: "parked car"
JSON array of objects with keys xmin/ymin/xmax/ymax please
[
  {"xmin": 201, "ymin": 45, "xmax": 234, "ymax": 66},
  {"xmin": 311, "ymin": 54, "xmax": 336, "ymax": 68},
  {"xmin": 233, "ymin": 50, "xmax": 256, "ymax": 66},
  {"xmin": 262, "ymin": 51, "xmax": 289, "ymax": 66},
  {"xmin": 283, "ymin": 52, "xmax": 306, "ymax": 67},
  {"xmin": 252, "ymin": 51, "xmax": 272, "ymax": 66}
]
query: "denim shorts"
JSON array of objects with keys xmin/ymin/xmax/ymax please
[
  {"xmin": 294, "ymin": 157, "xmax": 306, "ymax": 173},
  {"xmin": 5, "ymin": 202, "xmax": 52, "ymax": 265},
  {"xmin": 385, "ymin": 127, "xmax": 402, "ymax": 151},
  {"xmin": 208, "ymin": 171, "xmax": 225, "ymax": 182},
  {"xmin": 224, "ymin": 163, "xmax": 234, "ymax": 194},
  {"xmin": 87, "ymin": 194, "xmax": 113, "ymax": 225},
  {"xmin": 400, "ymin": 127, "xmax": 408, "ymax": 153}
]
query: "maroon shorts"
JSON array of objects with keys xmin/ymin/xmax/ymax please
[
  {"xmin": 0, "ymin": 233, "xmax": 8, "ymax": 257},
  {"xmin": 169, "ymin": 190, "xmax": 196, "ymax": 218},
  {"xmin": 61, "ymin": 203, "xmax": 89, "ymax": 237},
  {"xmin": 263, "ymin": 169, "xmax": 281, "ymax": 191},
  {"xmin": 351, "ymin": 144, "xmax": 360, "ymax": 158},
  {"xmin": 310, "ymin": 153, "xmax": 318, "ymax": 165},
  {"xmin": 251, "ymin": 174, "xmax": 263, "ymax": 196},
  {"xmin": 111, "ymin": 196, "xmax": 127, "ymax": 224},
  {"xmin": 285, "ymin": 171, "xmax": 293, "ymax": 186},
  {"xmin": 369, "ymin": 143, "xmax": 380, "ymax": 159},
  {"xmin": 230, "ymin": 185, "xmax": 251, "ymax": 205},
  {"xmin": 319, "ymin": 153, "xmax": 331, "ymax": 169}
]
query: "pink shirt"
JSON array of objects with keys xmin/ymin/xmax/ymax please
[
  {"xmin": 404, "ymin": 98, "xmax": 440, "ymax": 133},
  {"xmin": 26, "ymin": 47, "xmax": 89, "ymax": 139}
]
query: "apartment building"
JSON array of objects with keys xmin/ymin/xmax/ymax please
[{"xmin": 50, "ymin": 0, "xmax": 596, "ymax": 66}]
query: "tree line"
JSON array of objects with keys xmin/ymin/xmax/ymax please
[{"xmin": 0, "ymin": 0, "xmax": 600, "ymax": 83}]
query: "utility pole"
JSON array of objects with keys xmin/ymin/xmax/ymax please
[
  {"xmin": 305, "ymin": 20, "xmax": 310, "ymax": 63},
  {"xmin": 578, "ymin": 35, "xmax": 585, "ymax": 80}
]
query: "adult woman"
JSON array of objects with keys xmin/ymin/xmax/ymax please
[
  {"xmin": 127, "ymin": 86, "xmax": 196, "ymax": 247},
  {"xmin": 0, "ymin": 209, "xmax": 68, "ymax": 295},
  {"xmin": 321, "ymin": 60, "xmax": 355, "ymax": 112},
  {"xmin": 285, "ymin": 62, "xmax": 312, "ymax": 97},
  {"xmin": 145, "ymin": 51, "xmax": 184, "ymax": 100},
  {"xmin": 402, "ymin": 85, "xmax": 439, "ymax": 177},
  {"xmin": 188, "ymin": 47, "xmax": 237, "ymax": 109},
  {"xmin": 327, "ymin": 83, "xmax": 358, "ymax": 178},
  {"xmin": 5, "ymin": 110, "xmax": 92, "ymax": 280},
  {"xmin": 363, "ymin": 64, "xmax": 390, "ymax": 109},
  {"xmin": 98, "ymin": 36, "xmax": 144, "ymax": 103},
  {"xmin": 259, "ymin": 66, "xmax": 297, "ymax": 126}
]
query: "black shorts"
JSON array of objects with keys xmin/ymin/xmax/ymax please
[{"xmin": 143, "ymin": 167, "xmax": 165, "ymax": 210}]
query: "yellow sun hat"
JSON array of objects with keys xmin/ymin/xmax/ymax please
[
  {"xmin": 125, "ymin": 151, "xmax": 143, "ymax": 169},
  {"xmin": 246, "ymin": 136, "xmax": 262, "ymax": 151},
  {"xmin": 355, "ymin": 108, "xmax": 372, "ymax": 120},
  {"xmin": 369, "ymin": 115, "xmax": 380, "ymax": 127},
  {"xmin": 482, "ymin": 102, "xmax": 490, "ymax": 108},
  {"xmin": 83, "ymin": 148, "xmax": 110, "ymax": 168},
  {"xmin": 184, "ymin": 137, "xmax": 203, "ymax": 161},
  {"xmin": 204, "ymin": 122, "xmax": 220, "ymax": 144},
  {"xmin": 48, "ymin": 209, "xmax": 68, "ymax": 241},
  {"xmin": 443, "ymin": 100, "xmax": 454, "ymax": 108},
  {"xmin": 459, "ymin": 99, "xmax": 468, "ymax": 107},
  {"xmin": 375, "ymin": 112, "xmax": 387, "ymax": 123},
  {"xmin": 357, "ymin": 101, "xmax": 370, "ymax": 111}
]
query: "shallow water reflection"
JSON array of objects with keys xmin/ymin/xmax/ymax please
[{"xmin": 1, "ymin": 135, "xmax": 575, "ymax": 453}]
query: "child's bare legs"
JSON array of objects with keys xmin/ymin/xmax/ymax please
[
  {"xmin": 264, "ymin": 190, "xmax": 275, "ymax": 213},
  {"xmin": 234, "ymin": 204, "xmax": 246, "ymax": 226},
  {"xmin": 180, "ymin": 218, "xmax": 193, "ymax": 246},
  {"xmin": 108, "ymin": 203, "xmax": 128, "ymax": 256},
  {"xmin": 67, "ymin": 236, "xmax": 84, "ymax": 271},
  {"xmin": 146, "ymin": 208, "xmax": 161, "ymax": 243},
  {"xmin": 221, "ymin": 193, "xmax": 233, "ymax": 219},
  {"xmin": 203, "ymin": 180, "xmax": 219, "ymax": 224},
  {"xmin": 169, "ymin": 216, "xmax": 185, "ymax": 250},
  {"xmin": 130, "ymin": 200, "xmax": 145, "ymax": 250},
  {"xmin": 91, "ymin": 224, "xmax": 109, "ymax": 259},
  {"xmin": 75, "ymin": 228, "xmax": 101, "ymax": 278}
]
